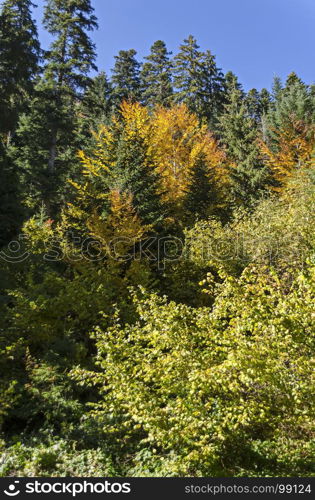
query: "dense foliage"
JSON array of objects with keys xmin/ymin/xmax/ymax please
[{"xmin": 0, "ymin": 0, "xmax": 314, "ymax": 477}]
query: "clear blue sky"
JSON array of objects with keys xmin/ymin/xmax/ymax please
[{"xmin": 32, "ymin": 0, "xmax": 315, "ymax": 91}]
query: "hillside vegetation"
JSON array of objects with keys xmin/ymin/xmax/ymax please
[{"xmin": 0, "ymin": 0, "xmax": 314, "ymax": 477}]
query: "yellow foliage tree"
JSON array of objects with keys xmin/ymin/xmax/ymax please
[
  {"xmin": 87, "ymin": 189, "xmax": 149, "ymax": 257},
  {"xmin": 69, "ymin": 102, "xmax": 227, "ymax": 229},
  {"xmin": 260, "ymin": 120, "xmax": 315, "ymax": 188},
  {"xmin": 151, "ymin": 104, "xmax": 226, "ymax": 206}
]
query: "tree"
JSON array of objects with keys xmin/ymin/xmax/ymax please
[
  {"xmin": 285, "ymin": 71, "xmax": 305, "ymax": 90},
  {"xmin": 112, "ymin": 129, "xmax": 164, "ymax": 228},
  {"xmin": 81, "ymin": 71, "xmax": 112, "ymax": 130},
  {"xmin": 43, "ymin": 0, "xmax": 98, "ymax": 94},
  {"xmin": 266, "ymin": 76, "xmax": 312, "ymax": 162},
  {"xmin": 259, "ymin": 88, "xmax": 272, "ymax": 115},
  {"xmin": 0, "ymin": 0, "xmax": 41, "ymax": 141},
  {"xmin": 12, "ymin": 0, "xmax": 98, "ymax": 213},
  {"xmin": 141, "ymin": 40, "xmax": 173, "ymax": 107},
  {"xmin": 224, "ymin": 70, "xmax": 244, "ymax": 96},
  {"xmin": 12, "ymin": 79, "xmax": 79, "ymax": 212},
  {"xmin": 0, "ymin": 139, "xmax": 22, "ymax": 247},
  {"xmin": 173, "ymin": 35, "xmax": 225, "ymax": 124},
  {"xmin": 200, "ymin": 49, "xmax": 226, "ymax": 126},
  {"xmin": 245, "ymin": 88, "xmax": 262, "ymax": 122},
  {"xmin": 151, "ymin": 104, "xmax": 225, "ymax": 217},
  {"xmin": 77, "ymin": 102, "xmax": 165, "ymax": 229},
  {"xmin": 173, "ymin": 35, "xmax": 203, "ymax": 113},
  {"xmin": 43, "ymin": 0, "xmax": 98, "ymax": 174},
  {"xmin": 245, "ymin": 88, "xmax": 272, "ymax": 137},
  {"xmin": 111, "ymin": 49, "xmax": 141, "ymax": 106},
  {"xmin": 268, "ymin": 79, "xmax": 315, "ymax": 146},
  {"xmin": 259, "ymin": 88, "xmax": 272, "ymax": 141},
  {"xmin": 260, "ymin": 121, "xmax": 314, "ymax": 188},
  {"xmin": 271, "ymin": 75, "xmax": 283, "ymax": 102},
  {"xmin": 77, "ymin": 261, "xmax": 315, "ymax": 476},
  {"xmin": 184, "ymin": 151, "xmax": 219, "ymax": 221},
  {"xmin": 219, "ymin": 88, "xmax": 267, "ymax": 206}
]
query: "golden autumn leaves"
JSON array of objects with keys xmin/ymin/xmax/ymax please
[
  {"xmin": 76, "ymin": 102, "xmax": 226, "ymax": 211},
  {"xmin": 70, "ymin": 101, "xmax": 315, "ymax": 248},
  {"xmin": 260, "ymin": 119, "xmax": 315, "ymax": 187}
]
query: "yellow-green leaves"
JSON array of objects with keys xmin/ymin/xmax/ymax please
[{"xmin": 76, "ymin": 263, "xmax": 315, "ymax": 476}]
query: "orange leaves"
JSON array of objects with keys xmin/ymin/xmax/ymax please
[
  {"xmin": 75, "ymin": 101, "xmax": 226, "ymax": 211},
  {"xmin": 151, "ymin": 104, "xmax": 226, "ymax": 204},
  {"xmin": 70, "ymin": 101, "xmax": 226, "ymax": 228},
  {"xmin": 260, "ymin": 120, "xmax": 315, "ymax": 188}
]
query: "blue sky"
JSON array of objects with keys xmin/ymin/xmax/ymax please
[{"xmin": 32, "ymin": 0, "xmax": 315, "ymax": 91}]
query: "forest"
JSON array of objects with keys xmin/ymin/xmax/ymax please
[{"xmin": 0, "ymin": 0, "xmax": 314, "ymax": 477}]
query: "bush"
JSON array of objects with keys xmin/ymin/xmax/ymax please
[{"xmin": 72, "ymin": 261, "xmax": 315, "ymax": 476}]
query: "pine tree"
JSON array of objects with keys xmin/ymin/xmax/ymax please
[
  {"xmin": 224, "ymin": 71, "xmax": 244, "ymax": 96},
  {"xmin": 13, "ymin": 0, "xmax": 98, "ymax": 213},
  {"xmin": 173, "ymin": 35, "xmax": 203, "ymax": 112},
  {"xmin": 184, "ymin": 151, "xmax": 219, "ymax": 221},
  {"xmin": 43, "ymin": 0, "xmax": 98, "ymax": 94},
  {"xmin": 141, "ymin": 40, "xmax": 173, "ymax": 107},
  {"xmin": 81, "ymin": 72, "xmax": 112, "ymax": 129},
  {"xmin": 261, "ymin": 74, "xmax": 314, "ymax": 188},
  {"xmin": 271, "ymin": 75, "xmax": 283, "ymax": 102},
  {"xmin": 245, "ymin": 88, "xmax": 261, "ymax": 122},
  {"xmin": 219, "ymin": 88, "xmax": 266, "ymax": 206},
  {"xmin": 266, "ymin": 74, "xmax": 313, "ymax": 150},
  {"xmin": 108, "ymin": 103, "xmax": 164, "ymax": 227},
  {"xmin": 200, "ymin": 50, "xmax": 226, "ymax": 126},
  {"xmin": 173, "ymin": 35, "xmax": 225, "ymax": 124},
  {"xmin": 0, "ymin": 0, "xmax": 41, "ymax": 141},
  {"xmin": 111, "ymin": 49, "xmax": 141, "ymax": 106},
  {"xmin": 113, "ymin": 132, "xmax": 164, "ymax": 227},
  {"xmin": 12, "ymin": 79, "xmax": 79, "ymax": 212},
  {"xmin": 0, "ymin": 139, "xmax": 22, "ymax": 247},
  {"xmin": 245, "ymin": 88, "xmax": 271, "ymax": 129},
  {"xmin": 259, "ymin": 88, "xmax": 272, "ymax": 115},
  {"xmin": 42, "ymin": 0, "xmax": 98, "ymax": 175},
  {"xmin": 77, "ymin": 102, "xmax": 165, "ymax": 229},
  {"xmin": 285, "ymin": 71, "xmax": 304, "ymax": 90},
  {"xmin": 259, "ymin": 88, "xmax": 272, "ymax": 142}
]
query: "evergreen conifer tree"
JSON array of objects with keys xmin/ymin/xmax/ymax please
[
  {"xmin": 266, "ymin": 75, "xmax": 313, "ymax": 150},
  {"xmin": 219, "ymin": 88, "xmax": 266, "ymax": 205},
  {"xmin": 111, "ymin": 130, "xmax": 164, "ymax": 227},
  {"xmin": 259, "ymin": 88, "xmax": 272, "ymax": 115},
  {"xmin": 13, "ymin": 0, "xmax": 98, "ymax": 212},
  {"xmin": 184, "ymin": 151, "xmax": 219, "ymax": 221},
  {"xmin": 0, "ymin": 0, "xmax": 41, "ymax": 141},
  {"xmin": 173, "ymin": 35, "xmax": 225, "ymax": 124},
  {"xmin": 0, "ymin": 139, "xmax": 22, "ymax": 247},
  {"xmin": 271, "ymin": 75, "xmax": 283, "ymax": 102},
  {"xmin": 81, "ymin": 71, "xmax": 112, "ymax": 129},
  {"xmin": 245, "ymin": 88, "xmax": 261, "ymax": 122},
  {"xmin": 224, "ymin": 71, "xmax": 244, "ymax": 96},
  {"xmin": 200, "ymin": 49, "xmax": 225, "ymax": 126},
  {"xmin": 42, "ymin": 0, "xmax": 98, "ymax": 174},
  {"xmin": 141, "ymin": 40, "xmax": 173, "ymax": 107},
  {"xmin": 111, "ymin": 49, "xmax": 141, "ymax": 106},
  {"xmin": 173, "ymin": 35, "xmax": 204, "ymax": 113}
]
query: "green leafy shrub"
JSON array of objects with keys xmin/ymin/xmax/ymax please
[
  {"xmin": 0, "ymin": 438, "xmax": 115, "ymax": 477},
  {"xmin": 72, "ymin": 263, "xmax": 315, "ymax": 476}
]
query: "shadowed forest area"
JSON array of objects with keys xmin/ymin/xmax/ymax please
[{"xmin": 0, "ymin": 0, "xmax": 314, "ymax": 477}]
